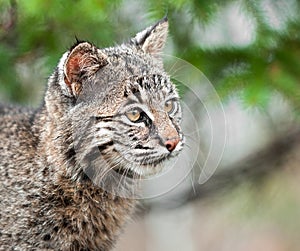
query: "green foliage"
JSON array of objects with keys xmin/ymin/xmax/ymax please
[
  {"xmin": 0, "ymin": 0, "xmax": 120, "ymax": 103},
  {"xmin": 1, "ymin": 0, "xmax": 300, "ymax": 110}
]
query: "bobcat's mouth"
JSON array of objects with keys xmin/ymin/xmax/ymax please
[
  {"xmin": 114, "ymin": 151, "xmax": 178, "ymax": 178},
  {"xmin": 98, "ymin": 140, "xmax": 183, "ymax": 178},
  {"xmin": 113, "ymin": 158, "xmax": 166, "ymax": 178}
]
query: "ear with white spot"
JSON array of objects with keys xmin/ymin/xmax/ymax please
[
  {"xmin": 62, "ymin": 42, "xmax": 108, "ymax": 97},
  {"xmin": 133, "ymin": 17, "xmax": 169, "ymax": 56}
]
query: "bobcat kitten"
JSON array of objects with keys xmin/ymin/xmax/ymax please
[{"xmin": 0, "ymin": 18, "xmax": 183, "ymax": 250}]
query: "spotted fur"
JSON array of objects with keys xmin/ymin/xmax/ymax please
[{"xmin": 0, "ymin": 18, "xmax": 183, "ymax": 250}]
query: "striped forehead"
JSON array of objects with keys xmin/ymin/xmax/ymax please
[{"xmin": 133, "ymin": 75, "xmax": 176, "ymax": 99}]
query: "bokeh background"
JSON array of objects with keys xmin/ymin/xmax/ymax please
[{"xmin": 1, "ymin": 0, "xmax": 300, "ymax": 250}]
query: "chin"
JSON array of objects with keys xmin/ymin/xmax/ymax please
[
  {"xmin": 118, "ymin": 151, "xmax": 180, "ymax": 178},
  {"xmin": 129, "ymin": 162, "xmax": 165, "ymax": 178}
]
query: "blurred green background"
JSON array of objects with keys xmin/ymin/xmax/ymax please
[
  {"xmin": 1, "ymin": 0, "xmax": 300, "ymax": 108},
  {"xmin": 1, "ymin": 0, "xmax": 300, "ymax": 250}
]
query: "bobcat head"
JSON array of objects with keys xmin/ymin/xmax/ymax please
[{"xmin": 45, "ymin": 18, "xmax": 184, "ymax": 181}]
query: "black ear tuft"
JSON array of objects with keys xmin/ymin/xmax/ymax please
[
  {"xmin": 133, "ymin": 17, "xmax": 169, "ymax": 56},
  {"xmin": 71, "ymin": 36, "xmax": 85, "ymax": 49},
  {"xmin": 63, "ymin": 42, "xmax": 108, "ymax": 97}
]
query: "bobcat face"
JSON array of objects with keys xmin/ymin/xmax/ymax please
[
  {"xmin": 99, "ymin": 74, "xmax": 183, "ymax": 177},
  {"xmin": 56, "ymin": 18, "xmax": 183, "ymax": 178}
]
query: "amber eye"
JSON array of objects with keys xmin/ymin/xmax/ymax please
[
  {"xmin": 126, "ymin": 109, "xmax": 141, "ymax": 122},
  {"xmin": 164, "ymin": 100, "xmax": 175, "ymax": 114}
]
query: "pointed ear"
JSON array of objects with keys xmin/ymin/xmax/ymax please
[
  {"xmin": 133, "ymin": 17, "xmax": 169, "ymax": 56},
  {"xmin": 64, "ymin": 42, "xmax": 108, "ymax": 97}
]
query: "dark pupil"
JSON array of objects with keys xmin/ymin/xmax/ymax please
[{"xmin": 137, "ymin": 111, "xmax": 151, "ymax": 126}]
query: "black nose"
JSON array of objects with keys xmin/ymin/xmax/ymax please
[{"xmin": 165, "ymin": 138, "xmax": 180, "ymax": 152}]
